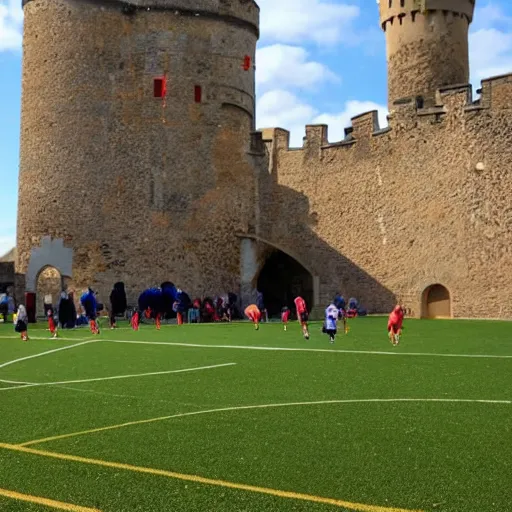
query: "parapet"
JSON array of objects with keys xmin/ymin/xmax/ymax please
[
  {"xmin": 378, "ymin": 0, "xmax": 474, "ymax": 29},
  {"xmin": 260, "ymin": 71, "xmax": 512, "ymax": 155},
  {"xmin": 22, "ymin": 0, "xmax": 260, "ymax": 34}
]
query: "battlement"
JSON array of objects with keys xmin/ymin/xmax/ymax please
[
  {"xmin": 259, "ymin": 73, "xmax": 512, "ymax": 154},
  {"xmin": 378, "ymin": 0, "xmax": 474, "ymax": 29},
  {"xmin": 22, "ymin": 0, "xmax": 260, "ymax": 34}
]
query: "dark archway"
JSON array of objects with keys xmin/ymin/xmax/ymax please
[
  {"xmin": 257, "ymin": 250, "xmax": 314, "ymax": 318},
  {"xmin": 421, "ymin": 284, "xmax": 451, "ymax": 319}
]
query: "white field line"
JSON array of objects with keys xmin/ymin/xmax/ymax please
[
  {"xmin": 0, "ymin": 335, "xmax": 87, "ymax": 342},
  {"xmin": 20, "ymin": 397, "xmax": 512, "ymax": 446},
  {"xmin": 0, "ymin": 363, "xmax": 236, "ymax": 391},
  {"xmin": 103, "ymin": 339, "xmax": 512, "ymax": 360},
  {"xmin": 0, "ymin": 340, "xmax": 97, "ymax": 370}
]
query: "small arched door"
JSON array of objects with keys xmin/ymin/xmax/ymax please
[
  {"xmin": 422, "ymin": 284, "xmax": 451, "ymax": 319},
  {"xmin": 36, "ymin": 266, "xmax": 63, "ymax": 318}
]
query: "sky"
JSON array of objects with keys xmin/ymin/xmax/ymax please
[{"xmin": 1, "ymin": 0, "xmax": 512, "ymax": 256}]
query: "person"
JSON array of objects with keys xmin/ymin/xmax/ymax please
[
  {"xmin": 109, "ymin": 282, "xmax": 127, "ymax": 329},
  {"xmin": 323, "ymin": 303, "xmax": 339, "ymax": 343},
  {"xmin": 0, "ymin": 292, "xmax": 8, "ymax": 324},
  {"xmin": 58, "ymin": 290, "xmax": 75, "ymax": 329},
  {"xmin": 47, "ymin": 306, "xmax": 58, "ymax": 338},
  {"xmin": 388, "ymin": 304, "xmax": 405, "ymax": 346},
  {"xmin": 244, "ymin": 304, "xmax": 261, "ymax": 330},
  {"xmin": 281, "ymin": 306, "xmax": 290, "ymax": 331},
  {"xmin": 256, "ymin": 291, "xmax": 268, "ymax": 322},
  {"xmin": 333, "ymin": 293, "xmax": 346, "ymax": 311},
  {"xmin": 294, "ymin": 296, "xmax": 310, "ymax": 340},
  {"xmin": 14, "ymin": 304, "xmax": 29, "ymax": 341},
  {"xmin": 80, "ymin": 287, "xmax": 100, "ymax": 335}
]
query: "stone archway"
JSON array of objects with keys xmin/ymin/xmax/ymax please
[
  {"xmin": 239, "ymin": 236, "xmax": 319, "ymax": 315},
  {"xmin": 257, "ymin": 249, "xmax": 314, "ymax": 318},
  {"xmin": 36, "ymin": 266, "xmax": 63, "ymax": 318},
  {"xmin": 421, "ymin": 284, "xmax": 452, "ymax": 319}
]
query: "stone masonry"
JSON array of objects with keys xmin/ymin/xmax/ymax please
[{"xmin": 16, "ymin": 0, "xmax": 512, "ymax": 318}]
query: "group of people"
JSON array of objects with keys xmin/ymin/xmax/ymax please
[
  {"xmin": 243, "ymin": 295, "xmax": 405, "ymax": 346},
  {"xmin": 10, "ymin": 279, "xmax": 405, "ymax": 347}
]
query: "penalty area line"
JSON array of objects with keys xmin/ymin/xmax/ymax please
[
  {"xmin": 0, "ymin": 443, "xmax": 422, "ymax": 512},
  {"xmin": 0, "ymin": 340, "xmax": 97, "ymax": 370},
  {"xmin": 18, "ymin": 397, "xmax": 511, "ymax": 447},
  {"xmin": 0, "ymin": 486, "xmax": 101, "ymax": 512},
  {"xmin": 0, "ymin": 362, "xmax": 237, "ymax": 391},
  {"xmin": 103, "ymin": 339, "xmax": 512, "ymax": 359}
]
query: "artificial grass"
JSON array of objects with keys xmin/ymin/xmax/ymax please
[{"xmin": 0, "ymin": 317, "xmax": 510, "ymax": 511}]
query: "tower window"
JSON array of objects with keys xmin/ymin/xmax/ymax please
[
  {"xmin": 389, "ymin": 0, "xmax": 392, "ymax": 7},
  {"xmin": 153, "ymin": 77, "xmax": 166, "ymax": 98},
  {"xmin": 400, "ymin": 0, "xmax": 404, "ymax": 7},
  {"xmin": 243, "ymin": 55, "xmax": 251, "ymax": 71},
  {"xmin": 194, "ymin": 85, "xmax": 202, "ymax": 103}
]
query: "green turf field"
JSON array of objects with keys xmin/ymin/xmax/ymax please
[{"xmin": 0, "ymin": 317, "xmax": 510, "ymax": 512}]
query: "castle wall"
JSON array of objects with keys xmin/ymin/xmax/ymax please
[
  {"xmin": 17, "ymin": 0, "xmax": 259, "ymax": 304},
  {"xmin": 260, "ymin": 78, "xmax": 512, "ymax": 318}
]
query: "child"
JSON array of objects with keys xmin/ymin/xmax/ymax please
[
  {"xmin": 80, "ymin": 287, "xmax": 100, "ymax": 335},
  {"xmin": 131, "ymin": 310, "xmax": 140, "ymax": 331},
  {"xmin": 244, "ymin": 304, "xmax": 261, "ymax": 330},
  {"xmin": 323, "ymin": 303, "xmax": 339, "ymax": 344},
  {"xmin": 294, "ymin": 296, "xmax": 310, "ymax": 340},
  {"xmin": 109, "ymin": 282, "xmax": 127, "ymax": 329},
  {"xmin": 47, "ymin": 307, "xmax": 58, "ymax": 338},
  {"xmin": 14, "ymin": 304, "xmax": 29, "ymax": 341},
  {"xmin": 388, "ymin": 305, "xmax": 405, "ymax": 346},
  {"xmin": 281, "ymin": 306, "xmax": 290, "ymax": 331}
]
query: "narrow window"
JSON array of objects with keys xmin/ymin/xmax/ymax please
[
  {"xmin": 153, "ymin": 77, "xmax": 166, "ymax": 98},
  {"xmin": 243, "ymin": 55, "xmax": 251, "ymax": 71},
  {"xmin": 194, "ymin": 85, "xmax": 202, "ymax": 103},
  {"xmin": 400, "ymin": 0, "xmax": 405, "ymax": 7}
]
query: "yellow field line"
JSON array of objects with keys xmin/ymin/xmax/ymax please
[
  {"xmin": 0, "ymin": 443, "xmax": 422, "ymax": 512},
  {"xmin": 0, "ymin": 487, "xmax": 101, "ymax": 511}
]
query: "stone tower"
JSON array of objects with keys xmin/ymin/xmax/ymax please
[
  {"xmin": 379, "ymin": 0, "xmax": 475, "ymax": 107},
  {"xmin": 17, "ymin": 0, "xmax": 260, "ymax": 301}
]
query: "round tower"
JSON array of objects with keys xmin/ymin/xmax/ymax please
[
  {"xmin": 17, "ymin": 0, "xmax": 259, "ymax": 301},
  {"xmin": 379, "ymin": 0, "xmax": 475, "ymax": 107}
]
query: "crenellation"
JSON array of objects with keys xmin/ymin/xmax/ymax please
[
  {"xmin": 304, "ymin": 125, "xmax": 328, "ymax": 150},
  {"xmin": 350, "ymin": 111, "xmax": 381, "ymax": 139}
]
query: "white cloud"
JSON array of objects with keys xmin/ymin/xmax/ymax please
[
  {"xmin": 257, "ymin": 91, "xmax": 387, "ymax": 147},
  {"xmin": 469, "ymin": 3, "xmax": 512, "ymax": 83},
  {"xmin": 0, "ymin": 0, "xmax": 23, "ymax": 51},
  {"xmin": 258, "ymin": 0, "xmax": 360, "ymax": 46},
  {"xmin": 256, "ymin": 44, "xmax": 339, "ymax": 92}
]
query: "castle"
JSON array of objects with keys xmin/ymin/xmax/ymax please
[{"xmin": 12, "ymin": 0, "xmax": 512, "ymax": 319}]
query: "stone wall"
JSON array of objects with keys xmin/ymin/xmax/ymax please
[
  {"xmin": 0, "ymin": 262, "xmax": 14, "ymax": 292},
  {"xmin": 17, "ymin": 0, "xmax": 258, "ymax": 304},
  {"xmin": 258, "ymin": 78, "xmax": 512, "ymax": 318}
]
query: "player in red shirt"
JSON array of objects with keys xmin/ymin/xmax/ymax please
[
  {"xmin": 281, "ymin": 306, "xmax": 290, "ymax": 331},
  {"xmin": 388, "ymin": 305, "xmax": 405, "ymax": 345},
  {"xmin": 245, "ymin": 304, "xmax": 261, "ymax": 330},
  {"xmin": 294, "ymin": 296, "xmax": 310, "ymax": 340},
  {"xmin": 47, "ymin": 307, "xmax": 58, "ymax": 339}
]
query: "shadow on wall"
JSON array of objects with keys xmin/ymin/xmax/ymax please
[{"xmin": 242, "ymin": 140, "xmax": 397, "ymax": 314}]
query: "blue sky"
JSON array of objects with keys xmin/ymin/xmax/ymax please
[{"xmin": 1, "ymin": 0, "xmax": 512, "ymax": 255}]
